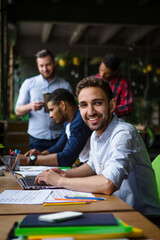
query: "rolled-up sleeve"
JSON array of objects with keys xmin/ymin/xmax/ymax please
[
  {"xmin": 87, "ymin": 121, "xmax": 136, "ymax": 189},
  {"xmin": 102, "ymin": 130, "xmax": 135, "ymax": 189},
  {"xmin": 15, "ymin": 80, "xmax": 30, "ymax": 110}
]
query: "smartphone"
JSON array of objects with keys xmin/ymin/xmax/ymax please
[
  {"xmin": 43, "ymin": 92, "xmax": 50, "ymax": 112},
  {"xmin": 38, "ymin": 211, "xmax": 83, "ymax": 222}
]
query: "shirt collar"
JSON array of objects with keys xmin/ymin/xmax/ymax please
[
  {"xmin": 41, "ymin": 74, "xmax": 57, "ymax": 84},
  {"xmin": 93, "ymin": 113, "xmax": 118, "ymax": 141}
]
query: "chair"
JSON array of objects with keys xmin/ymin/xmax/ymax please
[
  {"xmin": 144, "ymin": 155, "xmax": 160, "ymax": 228},
  {"xmin": 152, "ymin": 154, "xmax": 160, "ymax": 201}
]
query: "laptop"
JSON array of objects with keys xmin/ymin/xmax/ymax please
[{"xmin": 1, "ymin": 156, "xmax": 57, "ymax": 190}]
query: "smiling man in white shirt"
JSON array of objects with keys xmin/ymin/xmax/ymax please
[{"xmin": 35, "ymin": 76, "xmax": 160, "ymax": 216}]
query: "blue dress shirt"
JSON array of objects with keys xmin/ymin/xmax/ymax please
[{"xmin": 15, "ymin": 74, "xmax": 72, "ymax": 140}]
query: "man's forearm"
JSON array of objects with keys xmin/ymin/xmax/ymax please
[
  {"xmin": 58, "ymin": 174, "xmax": 117, "ymax": 194},
  {"xmin": 16, "ymin": 104, "xmax": 32, "ymax": 116},
  {"xmin": 64, "ymin": 163, "xmax": 95, "ymax": 178},
  {"xmin": 35, "ymin": 165, "xmax": 117, "ymax": 194},
  {"xmin": 35, "ymin": 153, "xmax": 58, "ymax": 166}
]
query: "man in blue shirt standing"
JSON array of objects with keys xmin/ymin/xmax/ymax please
[
  {"xmin": 15, "ymin": 49, "xmax": 72, "ymax": 151},
  {"xmin": 20, "ymin": 89, "xmax": 92, "ymax": 167},
  {"xmin": 35, "ymin": 76, "xmax": 160, "ymax": 216}
]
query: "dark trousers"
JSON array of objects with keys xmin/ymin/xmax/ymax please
[{"xmin": 29, "ymin": 135, "xmax": 59, "ymax": 152}]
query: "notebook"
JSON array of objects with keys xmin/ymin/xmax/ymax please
[
  {"xmin": 19, "ymin": 213, "xmax": 118, "ymax": 227},
  {"xmin": 1, "ymin": 156, "xmax": 57, "ymax": 190},
  {"xmin": 14, "ymin": 213, "xmax": 143, "ymax": 239}
]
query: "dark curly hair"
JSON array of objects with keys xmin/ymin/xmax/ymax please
[
  {"xmin": 47, "ymin": 88, "xmax": 77, "ymax": 107},
  {"xmin": 76, "ymin": 76, "xmax": 113, "ymax": 102}
]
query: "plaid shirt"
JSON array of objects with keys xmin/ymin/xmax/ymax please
[{"xmin": 96, "ymin": 74, "xmax": 133, "ymax": 117}]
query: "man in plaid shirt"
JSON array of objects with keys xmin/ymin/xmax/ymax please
[{"xmin": 96, "ymin": 53, "xmax": 133, "ymax": 117}]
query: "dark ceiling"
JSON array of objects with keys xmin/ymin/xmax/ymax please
[{"xmin": 6, "ymin": 0, "xmax": 160, "ymax": 59}]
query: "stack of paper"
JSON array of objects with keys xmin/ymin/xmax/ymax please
[
  {"xmin": 0, "ymin": 189, "xmax": 95, "ymax": 205},
  {"xmin": 0, "ymin": 190, "xmax": 51, "ymax": 204},
  {"xmin": 16, "ymin": 166, "xmax": 70, "ymax": 177}
]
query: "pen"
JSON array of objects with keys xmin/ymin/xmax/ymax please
[
  {"xmin": 64, "ymin": 196, "xmax": 107, "ymax": 200},
  {"xmin": 11, "ymin": 151, "xmax": 15, "ymax": 156},
  {"xmin": 55, "ymin": 198, "xmax": 95, "ymax": 202},
  {"xmin": 43, "ymin": 201, "xmax": 90, "ymax": 206},
  {"xmin": 14, "ymin": 149, "xmax": 18, "ymax": 156}
]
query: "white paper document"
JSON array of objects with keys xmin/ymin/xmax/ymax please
[
  {"xmin": 15, "ymin": 171, "xmax": 44, "ymax": 177},
  {"xmin": 0, "ymin": 189, "xmax": 94, "ymax": 204},
  {"xmin": 16, "ymin": 166, "xmax": 69, "ymax": 177},
  {"xmin": 0, "ymin": 190, "xmax": 52, "ymax": 204},
  {"xmin": 19, "ymin": 166, "xmax": 52, "ymax": 171},
  {"xmin": 45, "ymin": 189, "xmax": 95, "ymax": 203}
]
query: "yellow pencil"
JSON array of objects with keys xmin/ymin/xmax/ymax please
[
  {"xmin": 11, "ymin": 154, "xmax": 20, "ymax": 170},
  {"xmin": 43, "ymin": 201, "xmax": 90, "ymax": 206}
]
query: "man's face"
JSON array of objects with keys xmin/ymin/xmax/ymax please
[
  {"xmin": 99, "ymin": 62, "xmax": 114, "ymax": 80},
  {"xmin": 37, "ymin": 56, "xmax": 56, "ymax": 81},
  {"xmin": 47, "ymin": 101, "xmax": 66, "ymax": 124},
  {"xmin": 78, "ymin": 87, "xmax": 115, "ymax": 136}
]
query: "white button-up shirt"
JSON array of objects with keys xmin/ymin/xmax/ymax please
[{"xmin": 88, "ymin": 114, "xmax": 160, "ymax": 215}]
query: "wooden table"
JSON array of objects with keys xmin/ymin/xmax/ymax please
[
  {"xmin": 0, "ymin": 212, "xmax": 159, "ymax": 240},
  {"xmin": 0, "ymin": 171, "xmax": 133, "ymax": 214},
  {"xmin": 0, "ymin": 195, "xmax": 133, "ymax": 215},
  {"xmin": 0, "ymin": 170, "xmax": 160, "ymax": 240}
]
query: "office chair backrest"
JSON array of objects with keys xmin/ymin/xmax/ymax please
[{"xmin": 152, "ymin": 154, "xmax": 160, "ymax": 201}]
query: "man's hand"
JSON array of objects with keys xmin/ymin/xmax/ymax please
[
  {"xmin": 30, "ymin": 101, "xmax": 44, "ymax": 111},
  {"xmin": 41, "ymin": 150, "xmax": 50, "ymax": 155},
  {"xmin": 20, "ymin": 154, "xmax": 29, "ymax": 165},
  {"xmin": 35, "ymin": 169, "xmax": 63, "ymax": 187},
  {"xmin": 50, "ymin": 167, "xmax": 66, "ymax": 177},
  {"xmin": 24, "ymin": 149, "xmax": 41, "ymax": 157},
  {"xmin": 16, "ymin": 101, "xmax": 44, "ymax": 116}
]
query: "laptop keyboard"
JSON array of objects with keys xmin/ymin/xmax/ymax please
[
  {"xmin": 21, "ymin": 177, "xmax": 36, "ymax": 186},
  {"xmin": 21, "ymin": 177, "xmax": 48, "ymax": 186}
]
